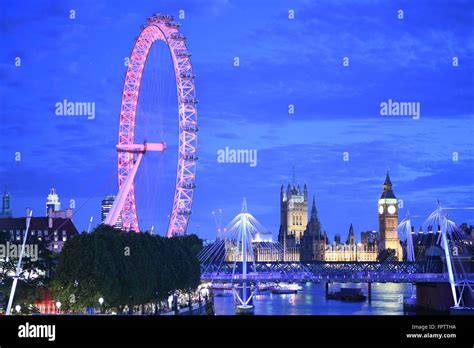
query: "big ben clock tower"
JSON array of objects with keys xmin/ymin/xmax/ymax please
[{"xmin": 378, "ymin": 172, "xmax": 403, "ymax": 261}]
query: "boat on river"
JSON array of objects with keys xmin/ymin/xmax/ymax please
[
  {"xmin": 326, "ymin": 287, "xmax": 366, "ymax": 302},
  {"xmin": 271, "ymin": 283, "xmax": 302, "ymax": 295}
]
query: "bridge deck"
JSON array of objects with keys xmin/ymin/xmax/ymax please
[
  {"xmin": 201, "ymin": 262, "xmax": 474, "ymax": 283},
  {"xmin": 201, "ymin": 272, "xmax": 456, "ymax": 283}
]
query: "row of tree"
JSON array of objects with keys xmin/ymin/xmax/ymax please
[{"xmin": 52, "ymin": 225, "xmax": 202, "ymax": 311}]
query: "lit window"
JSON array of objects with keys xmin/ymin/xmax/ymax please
[{"xmin": 54, "ymin": 244, "xmax": 58, "ymax": 249}]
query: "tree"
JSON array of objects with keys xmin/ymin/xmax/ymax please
[{"xmin": 52, "ymin": 231, "xmax": 119, "ymax": 310}]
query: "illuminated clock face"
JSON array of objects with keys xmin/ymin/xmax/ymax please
[
  {"xmin": 378, "ymin": 206, "xmax": 384, "ymax": 215},
  {"xmin": 388, "ymin": 205, "xmax": 396, "ymax": 214}
]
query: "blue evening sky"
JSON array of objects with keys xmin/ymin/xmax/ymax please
[{"xmin": 1, "ymin": 0, "xmax": 473, "ymax": 241}]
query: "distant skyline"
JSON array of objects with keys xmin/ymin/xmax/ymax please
[{"xmin": 1, "ymin": 0, "xmax": 473, "ymax": 241}]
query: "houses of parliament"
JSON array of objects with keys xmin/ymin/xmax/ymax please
[{"xmin": 277, "ymin": 173, "xmax": 403, "ymax": 262}]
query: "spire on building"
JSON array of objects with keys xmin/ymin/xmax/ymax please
[
  {"xmin": 380, "ymin": 171, "xmax": 396, "ymax": 199},
  {"xmin": 1, "ymin": 191, "xmax": 12, "ymax": 218},
  {"xmin": 311, "ymin": 196, "xmax": 318, "ymax": 219},
  {"xmin": 346, "ymin": 223, "xmax": 355, "ymax": 244},
  {"xmin": 384, "ymin": 171, "xmax": 392, "ymax": 187},
  {"xmin": 304, "ymin": 194, "xmax": 322, "ymax": 238}
]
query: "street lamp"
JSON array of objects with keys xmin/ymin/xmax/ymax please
[
  {"xmin": 55, "ymin": 301, "xmax": 61, "ymax": 314},
  {"xmin": 15, "ymin": 305, "xmax": 21, "ymax": 314},
  {"xmin": 128, "ymin": 295, "xmax": 133, "ymax": 315},
  {"xmin": 98, "ymin": 297, "xmax": 104, "ymax": 315}
]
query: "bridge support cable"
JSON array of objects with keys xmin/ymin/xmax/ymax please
[
  {"xmin": 398, "ymin": 211, "xmax": 416, "ymax": 298},
  {"xmin": 424, "ymin": 202, "xmax": 472, "ymax": 308}
]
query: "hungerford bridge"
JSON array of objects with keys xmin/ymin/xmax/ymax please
[{"xmin": 199, "ymin": 199, "xmax": 473, "ymax": 314}]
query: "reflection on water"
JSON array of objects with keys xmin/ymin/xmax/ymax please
[{"xmin": 213, "ymin": 282, "xmax": 412, "ymax": 315}]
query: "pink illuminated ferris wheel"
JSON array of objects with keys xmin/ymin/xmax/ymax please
[{"xmin": 105, "ymin": 14, "xmax": 198, "ymax": 237}]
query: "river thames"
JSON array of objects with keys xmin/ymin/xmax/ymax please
[{"xmin": 213, "ymin": 282, "xmax": 413, "ymax": 315}]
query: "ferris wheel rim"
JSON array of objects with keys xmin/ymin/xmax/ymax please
[{"xmin": 117, "ymin": 15, "xmax": 198, "ymax": 236}]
